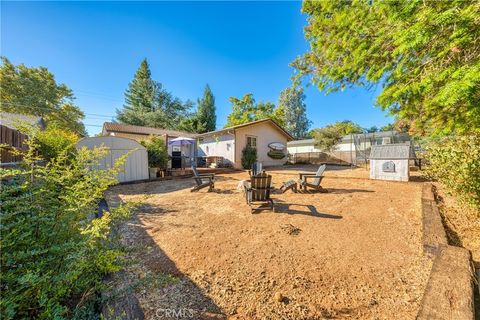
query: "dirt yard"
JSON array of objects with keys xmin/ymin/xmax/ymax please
[{"xmin": 106, "ymin": 165, "xmax": 432, "ymax": 319}]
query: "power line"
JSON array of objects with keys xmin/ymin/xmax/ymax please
[
  {"xmin": 1, "ymin": 102, "xmax": 116, "ymax": 119},
  {"xmin": 84, "ymin": 124, "xmax": 104, "ymax": 128}
]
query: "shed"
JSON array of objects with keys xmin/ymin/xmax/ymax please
[
  {"xmin": 369, "ymin": 143, "xmax": 415, "ymax": 182},
  {"xmin": 76, "ymin": 136, "xmax": 148, "ymax": 183}
]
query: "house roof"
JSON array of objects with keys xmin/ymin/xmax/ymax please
[
  {"xmin": 196, "ymin": 118, "xmax": 294, "ymax": 141},
  {"xmin": 369, "ymin": 143, "xmax": 415, "ymax": 159},
  {"xmin": 0, "ymin": 112, "xmax": 45, "ymax": 130},
  {"xmin": 102, "ymin": 122, "xmax": 196, "ymax": 138}
]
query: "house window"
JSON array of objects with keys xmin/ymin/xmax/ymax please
[
  {"xmin": 226, "ymin": 143, "xmax": 231, "ymax": 151},
  {"xmin": 206, "ymin": 146, "xmax": 209, "ymax": 154},
  {"xmin": 246, "ymin": 136, "xmax": 257, "ymax": 148}
]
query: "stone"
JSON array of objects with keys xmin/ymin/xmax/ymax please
[{"xmin": 274, "ymin": 292, "xmax": 284, "ymax": 302}]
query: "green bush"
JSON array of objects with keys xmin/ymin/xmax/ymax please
[
  {"xmin": 241, "ymin": 145, "xmax": 257, "ymax": 169},
  {"xmin": 35, "ymin": 127, "xmax": 80, "ymax": 161},
  {"xmin": 424, "ymin": 133, "xmax": 480, "ymax": 211},
  {"xmin": 0, "ymin": 132, "xmax": 133, "ymax": 319},
  {"xmin": 312, "ymin": 126, "xmax": 342, "ymax": 151},
  {"xmin": 140, "ymin": 135, "xmax": 169, "ymax": 169}
]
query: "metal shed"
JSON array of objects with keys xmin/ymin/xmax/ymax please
[
  {"xmin": 76, "ymin": 136, "xmax": 149, "ymax": 183},
  {"xmin": 369, "ymin": 143, "xmax": 415, "ymax": 182}
]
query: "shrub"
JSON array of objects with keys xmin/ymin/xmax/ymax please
[
  {"xmin": 313, "ymin": 126, "xmax": 342, "ymax": 151},
  {"xmin": 424, "ymin": 133, "xmax": 480, "ymax": 211},
  {"xmin": 241, "ymin": 145, "xmax": 257, "ymax": 169},
  {"xmin": 35, "ymin": 126, "xmax": 80, "ymax": 161},
  {"xmin": 140, "ymin": 135, "xmax": 169, "ymax": 169},
  {"xmin": 0, "ymin": 131, "xmax": 133, "ymax": 319}
]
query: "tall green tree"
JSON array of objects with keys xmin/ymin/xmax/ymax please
[
  {"xmin": 0, "ymin": 57, "xmax": 86, "ymax": 135},
  {"xmin": 225, "ymin": 93, "xmax": 277, "ymax": 127},
  {"xmin": 117, "ymin": 59, "xmax": 191, "ymax": 130},
  {"xmin": 117, "ymin": 59, "xmax": 158, "ymax": 126},
  {"xmin": 313, "ymin": 120, "xmax": 364, "ymax": 151},
  {"xmin": 278, "ymin": 87, "xmax": 311, "ymax": 138},
  {"xmin": 293, "ymin": 0, "xmax": 480, "ymax": 135},
  {"xmin": 196, "ymin": 84, "xmax": 216, "ymax": 133}
]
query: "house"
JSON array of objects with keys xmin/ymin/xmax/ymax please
[
  {"xmin": 369, "ymin": 143, "xmax": 415, "ymax": 182},
  {"xmin": 102, "ymin": 119, "xmax": 294, "ymax": 170},
  {"xmin": 287, "ymin": 131, "xmax": 411, "ymax": 165},
  {"xmin": 0, "ymin": 112, "xmax": 45, "ymax": 164},
  {"xmin": 196, "ymin": 119, "xmax": 294, "ymax": 169},
  {"xmin": 102, "ymin": 122, "xmax": 197, "ymax": 168}
]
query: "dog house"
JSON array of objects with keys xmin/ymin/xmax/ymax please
[
  {"xmin": 76, "ymin": 136, "xmax": 149, "ymax": 183},
  {"xmin": 369, "ymin": 143, "xmax": 414, "ymax": 182}
]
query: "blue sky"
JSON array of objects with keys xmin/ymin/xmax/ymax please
[{"xmin": 1, "ymin": 1, "xmax": 392, "ymax": 135}]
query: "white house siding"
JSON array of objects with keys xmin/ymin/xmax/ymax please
[
  {"xmin": 370, "ymin": 159, "xmax": 409, "ymax": 182},
  {"xmin": 235, "ymin": 122, "xmax": 288, "ymax": 168},
  {"xmin": 197, "ymin": 133, "xmax": 235, "ymax": 166}
]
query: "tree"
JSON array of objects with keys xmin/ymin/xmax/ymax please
[
  {"xmin": 278, "ymin": 87, "xmax": 311, "ymax": 138},
  {"xmin": 313, "ymin": 120, "xmax": 364, "ymax": 151},
  {"xmin": 117, "ymin": 59, "xmax": 191, "ymax": 130},
  {"xmin": 271, "ymin": 104, "xmax": 286, "ymax": 128},
  {"xmin": 380, "ymin": 123, "xmax": 395, "ymax": 132},
  {"xmin": 225, "ymin": 94, "xmax": 277, "ymax": 127},
  {"xmin": 196, "ymin": 84, "xmax": 216, "ymax": 133},
  {"xmin": 117, "ymin": 59, "xmax": 157, "ymax": 126},
  {"xmin": 0, "ymin": 57, "xmax": 86, "ymax": 136},
  {"xmin": 293, "ymin": 0, "xmax": 480, "ymax": 135},
  {"xmin": 140, "ymin": 135, "xmax": 169, "ymax": 169},
  {"xmin": 331, "ymin": 120, "xmax": 364, "ymax": 135},
  {"xmin": 312, "ymin": 125, "xmax": 343, "ymax": 152},
  {"xmin": 365, "ymin": 126, "xmax": 378, "ymax": 133}
]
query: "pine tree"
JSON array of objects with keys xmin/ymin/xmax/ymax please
[
  {"xmin": 278, "ymin": 87, "xmax": 311, "ymax": 138},
  {"xmin": 196, "ymin": 84, "xmax": 216, "ymax": 133},
  {"xmin": 117, "ymin": 59, "xmax": 158, "ymax": 126},
  {"xmin": 117, "ymin": 59, "xmax": 192, "ymax": 130}
]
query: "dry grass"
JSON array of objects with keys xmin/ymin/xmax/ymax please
[{"xmin": 106, "ymin": 165, "xmax": 432, "ymax": 319}]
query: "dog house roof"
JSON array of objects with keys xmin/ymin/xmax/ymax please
[{"xmin": 370, "ymin": 143, "xmax": 415, "ymax": 160}]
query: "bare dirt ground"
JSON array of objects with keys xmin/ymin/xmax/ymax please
[{"xmin": 106, "ymin": 165, "xmax": 432, "ymax": 319}]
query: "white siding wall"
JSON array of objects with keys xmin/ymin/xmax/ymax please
[
  {"xmin": 197, "ymin": 134, "xmax": 235, "ymax": 166},
  {"xmin": 370, "ymin": 159, "xmax": 409, "ymax": 182},
  {"xmin": 76, "ymin": 136, "xmax": 149, "ymax": 183}
]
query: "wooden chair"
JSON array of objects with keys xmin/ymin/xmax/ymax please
[
  {"xmin": 191, "ymin": 166, "xmax": 215, "ymax": 192},
  {"xmin": 298, "ymin": 164, "xmax": 327, "ymax": 192},
  {"xmin": 248, "ymin": 162, "xmax": 263, "ymax": 177},
  {"xmin": 244, "ymin": 172, "xmax": 274, "ymax": 213}
]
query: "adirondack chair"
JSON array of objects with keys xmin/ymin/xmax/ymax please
[
  {"xmin": 298, "ymin": 164, "xmax": 327, "ymax": 192},
  {"xmin": 191, "ymin": 166, "xmax": 215, "ymax": 192},
  {"xmin": 248, "ymin": 162, "xmax": 264, "ymax": 177},
  {"xmin": 244, "ymin": 172, "xmax": 274, "ymax": 213}
]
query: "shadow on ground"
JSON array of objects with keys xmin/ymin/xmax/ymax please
[
  {"xmin": 110, "ymin": 175, "xmax": 238, "ymax": 197},
  {"xmin": 102, "ymin": 193, "xmax": 226, "ymax": 320},
  {"xmin": 327, "ymin": 188, "xmax": 374, "ymax": 194},
  {"xmin": 274, "ymin": 202, "xmax": 343, "ymax": 219}
]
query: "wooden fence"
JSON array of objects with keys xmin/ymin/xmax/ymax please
[{"xmin": 0, "ymin": 125, "xmax": 28, "ymax": 164}]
